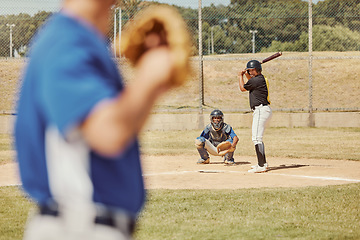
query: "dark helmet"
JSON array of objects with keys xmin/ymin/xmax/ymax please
[
  {"xmin": 210, "ymin": 109, "xmax": 224, "ymax": 130},
  {"xmin": 246, "ymin": 60, "xmax": 262, "ymax": 72}
]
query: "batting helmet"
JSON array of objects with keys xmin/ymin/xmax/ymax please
[
  {"xmin": 210, "ymin": 109, "xmax": 224, "ymax": 130},
  {"xmin": 246, "ymin": 60, "xmax": 262, "ymax": 72}
]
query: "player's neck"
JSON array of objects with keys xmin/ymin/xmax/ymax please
[{"xmin": 62, "ymin": 0, "xmax": 112, "ymax": 35}]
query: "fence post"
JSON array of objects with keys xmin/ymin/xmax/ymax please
[
  {"xmin": 6, "ymin": 24, "xmax": 15, "ymax": 58},
  {"xmin": 198, "ymin": 0, "xmax": 204, "ymax": 129},
  {"xmin": 118, "ymin": 8, "xmax": 121, "ymax": 57},
  {"xmin": 308, "ymin": 0, "xmax": 315, "ymax": 127},
  {"xmin": 113, "ymin": 8, "xmax": 117, "ymax": 56}
]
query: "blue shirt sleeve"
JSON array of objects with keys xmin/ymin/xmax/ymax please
[
  {"xmin": 200, "ymin": 130, "xmax": 209, "ymax": 139},
  {"xmin": 200, "ymin": 125, "xmax": 210, "ymax": 139},
  {"xmin": 39, "ymin": 40, "xmax": 118, "ymax": 137},
  {"xmin": 229, "ymin": 127, "xmax": 237, "ymax": 139}
]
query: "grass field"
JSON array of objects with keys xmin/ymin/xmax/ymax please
[
  {"xmin": 1, "ymin": 127, "xmax": 360, "ymax": 239},
  {"xmin": 139, "ymin": 127, "xmax": 360, "ymax": 161},
  {"xmin": 1, "ymin": 127, "xmax": 359, "ymax": 165},
  {"xmin": 1, "ymin": 49, "xmax": 359, "ymax": 240},
  {"xmin": 135, "ymin": 185, "xmax": 360, "ymax": 240},
  {"xmin": 1, "ymin": 184, "xmax": 360, "ymax": 240}
]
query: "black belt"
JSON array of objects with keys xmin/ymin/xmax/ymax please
[
  {"xmin": 251, "ymin": 104, "xmax": 268, "ymax": 111},
  {"xmin": 39, "ymin": 203, "xmax": 135, "ymax": 236}
]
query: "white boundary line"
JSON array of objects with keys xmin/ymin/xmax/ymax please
[
  {"xmin": 3, "ymin": 171, "xmax": 360, "ymax": 187},
  {"xmin": 143, "ymin": 170, "xmax": 360, "ymax": 183},
  {"xmin": 271, "ymin": 173, "xmax": 360, "ymax": 182}
]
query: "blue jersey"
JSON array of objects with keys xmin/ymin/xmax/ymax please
[{"xmin": 15, "ymin": 13, "xmax": 145, "ymax": 216}]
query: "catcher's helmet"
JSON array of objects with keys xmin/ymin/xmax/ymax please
[
  {"xmin": 246, "ymin": 60, "xmax": 262, "ymax": 72},
  {"xmin": 210, "ymin": 109, "xmax": 224, "ymax": 130}
]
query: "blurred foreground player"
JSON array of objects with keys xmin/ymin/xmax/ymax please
[{"xmin": 14, "ymin": 0, "xmax": 190, "ymax": 239}]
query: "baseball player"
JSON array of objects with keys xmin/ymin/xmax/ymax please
[
  {"xmin": 238, "ymin": 60, "xmax": 272, "ymax": 173},
  {"xmin": 195, "ymin": 109, "xmax": 239, "ymax": 164},
  {"xmin": 14, "ymin": 0, "xmax": 182, "ymax": 240}
]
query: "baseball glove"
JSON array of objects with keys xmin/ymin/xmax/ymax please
[
  {"xmin": 119, "ymin": 5, "xmax": 192, "ymax": 86},
  {"xmin": 217, "ymin": 141, "xmax": 235, "ymax": 156}
]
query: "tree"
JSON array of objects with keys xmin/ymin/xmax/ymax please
[
  {"xmin": 115, "ymin": 0, "xmax": 143, "ymax": 20},
  {"xmin": 0, "ymin": 11, "xmax": 52, "ymax": 57},
  {"xmin": 314, "ymin": 0, "xmax": 360, "ymax": 32},
  {"xmin": 227, "ymin": 0, "xmax": 308, "ymax": 52},
  {"xmin": 263, "ymin": 25, "xmax": 360, "ymax": 52}
]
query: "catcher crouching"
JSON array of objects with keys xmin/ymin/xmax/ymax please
[{"xmin": 195, "ymin": 110, "xmax": 239, "ymax": 164}]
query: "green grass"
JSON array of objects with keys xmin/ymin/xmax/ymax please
[
  {"xmin": 0, "ymin": 186, "xmax": 33, "ymax": 240},
  {"xmin": 2, "ymin": 184, "xmax": 359, "ymax": 240},
  {"xmin": 0, "ymin": 134, "xmax": 13, "ymax": 151},
  {"xmin": 3, "ymin": 127, "xmax": 360, "ymax": 164},
  {"xmin": 1, "ymin": 127, "xmax": 359, "ymax": 239},
  {"xmin": 135, "ymin": 184, "xmax": 360, "ymax": 239},
  {"xmin": 139, "ymin": 127, "xmax": 360, "ymax": 161},
  {"xmin": 0, "ymin": 134, "xmax": 14, "ymax": 165}
]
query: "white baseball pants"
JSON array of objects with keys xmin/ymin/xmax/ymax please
[
  {"xmin": 23, "ymin": 213, "xmax": 129, "ymax": 240},
  {"xmin": 252, "ymin": 104, "xmax": 272, "ymax": 145}
]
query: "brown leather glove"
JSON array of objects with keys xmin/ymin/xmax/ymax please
[
  {"xmin": 217, "ymin": 141, "xmax": 236, "ymax": 156},
  {"xmin": 118, "ymin": 5, "xmax": 192, "ymax": 87}
]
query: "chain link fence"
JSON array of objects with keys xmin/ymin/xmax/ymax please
[{"xmin": 1, "ymin": 0, "xmax": 360, "ymax": 116}]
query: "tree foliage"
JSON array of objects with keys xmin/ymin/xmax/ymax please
[
  {"xmin": 115, "ymin": 0, "xmax": 143, "ymax": 19},
  {"xmin": 1, "ymin": 0, "xmax": 360, "ymax": 57},
  {"xmin": 0, "ymin": 11, "xmax": 52, "ymax": 57},
  {"xmin": 265, "ymin": 24, "xmax": 360, "ymax": 52}
]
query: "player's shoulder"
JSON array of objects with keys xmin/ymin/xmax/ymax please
[
  {"xmin": 203, "ymin": 124, "xmax": 212, "ymax": 133},
  {"xmin": 222, "ymin": 123, "xmax": 232, "ymax": 133},
  {"xmin": 254, "ymin": 74, "xmax": 265, "ymax": 81}
]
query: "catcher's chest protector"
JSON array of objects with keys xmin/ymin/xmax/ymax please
[{"xmin": 209, "ymin": 124, "xmax": 230, "ymax": 146}]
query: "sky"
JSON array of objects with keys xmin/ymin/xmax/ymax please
[
  {"xmin": 148, "ymin": 0, "xmax": 230, "ymax": 9},
  {"xmin": 0, "ymin": 0, "xmax": 323, "ymax": 16},
  {"xmin": 0, "ymin": 0, "xmax": 230, "ymax": 16}
]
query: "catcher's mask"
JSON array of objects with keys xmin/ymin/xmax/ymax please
[
  {"xmin": 246, "ymin": 60, "xmax": 262, "ymax": 74},
  {"xmin": 210, "ymin": 109, "xmax": 224, "ymax": 131}
]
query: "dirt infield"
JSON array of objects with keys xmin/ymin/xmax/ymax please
[
  {"xmin": 2, "ymin": 154, "xmax": 360, "ymax": 189},
  {"xmin": 142, "ymin": 155, "xmax": 360, "ymax": 189}
]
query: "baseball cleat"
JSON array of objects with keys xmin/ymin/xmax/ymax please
[
  {"xmin": 251, "ymin": 163, "xmax": 268, "ymax": 169},
  {"xmin": 248, "ymin": 165, "xmax": 267, "ymax": 173},
  {"xmin": 197, "ymin": 158, "xmax": 210, "ymax": 164},
  {"xmin": 224, "ymin": 159, "xmax": 235, "ymax": 165}
]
